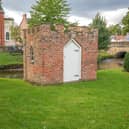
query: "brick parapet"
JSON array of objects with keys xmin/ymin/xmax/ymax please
[{"xmin": 24, "ymin": 24, "xmax": 98, "ymax": 85}]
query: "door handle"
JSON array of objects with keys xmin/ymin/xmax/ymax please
[{"xmin": 74, "ymin": 75, "xmax": 79, "ymax": 77}]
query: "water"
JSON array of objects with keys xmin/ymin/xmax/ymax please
[
  {"xmin": 99, "ymin": 58, "xmax": 124, "ymax": 70},
  {"xmin": 0, "ymin": 70, "xmax": 23, "ymax": 79},
  {"xmin": 0, "ymin": 58, "xmax": 124, "ymax": 79}
]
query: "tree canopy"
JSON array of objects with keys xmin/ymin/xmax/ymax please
[
  {"xmin": 90, "ymin": 13, "xmax": 110, "ymax": 50},
  {"xmin": 10, "ymin": 26, "xmax": 22, "ymax": 43},
  {"xmin": 108, "ymin": 24, "xmax": 122, "ymax": 35},
  {"xmin": 29, "ymin": 0, "xmax": 70, "ymax": 27},
  {"xmin": 122, "ymin": 10, "xmax": 129, "ymax": 35}
]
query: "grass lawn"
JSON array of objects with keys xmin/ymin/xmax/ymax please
[
  {"xmin": 0, "ymin": 69, "xmax": 129, "ymax": 129},
  {"xmin": 0, "ymin": 52, "xmax": 23, "ymax": 65}
]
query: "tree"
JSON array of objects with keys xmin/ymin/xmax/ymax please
[
  {"xmin": 90, "ymin": 13, "xmax": 110, "ymax": 50},
  {"xmin": 122, "ymin": 9, "xmax": 129, "ymax": 35},
  {"xmin": 10, "ymin": 26, "xmax": 23, "ymax": 43},
  {"xmin": 108, "ymin": 24, "xmax": 122, "ymax": 35},
  {"xmin": 29, "ymin": 0, "xmax": 70, "ymax": 28},
  {"xmin": 124, "ymin": 53, "xmax": 129, "ymax": 72}
]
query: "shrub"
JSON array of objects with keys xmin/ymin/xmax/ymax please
[{"xmin": 124, "ymin": 53, "xmax": 129, "ymax": 72}]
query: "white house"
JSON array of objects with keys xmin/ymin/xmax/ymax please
[{"xmin": 4, "ymin": 18, "xmax": 16, "ymax": 47}]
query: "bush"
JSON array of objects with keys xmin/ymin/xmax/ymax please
[{"xmin": 124, "ymin": 53, "xmax": 129, "ymax": 72}]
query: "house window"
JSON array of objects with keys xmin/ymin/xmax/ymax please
[
  {"xmin": 30, "ymin": 46, "xmax": 34, "ymax": 64},
  {"xmin": 6, "ymin": 32, "xmax": 10, "ymax": 41}
]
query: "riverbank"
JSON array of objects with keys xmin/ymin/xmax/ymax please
[
  {"xmin": 0, "ymin": 52, "xmax": 23, "ymax": 79},
  {"xmin": 99, "ymin": 58, "xmax": 123, "ymax": 69},
  {"xmin": 0, "ymin": 50, "xmax": 125, "ymax": 79},
  {"xmin": 98, "ymin": 50, "xmax": 114, "ymax": 63},
  {"xmin": 0, "ymin": 52, "xmax": 23, "ymax": 65},
  {"xmin": 0, "ymin": 64, "xmax": 23, "ymax": 79},
  {"xmin": 98, "ymin": 50, "xmax": 124, "ymax": 69},
  {"xmin": 0, "ymin": 64, "xmax": 23, "ymax": 71},
  {"xmin": 0, "ymin": 69, "xmax": 129, "ymax": 129}
]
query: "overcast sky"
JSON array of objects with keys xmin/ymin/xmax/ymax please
[{"xmin": 2, "ymin": 0, "xmax": 129, "ymax": 26}]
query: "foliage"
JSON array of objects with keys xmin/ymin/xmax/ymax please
[
  {"xmin": 1, "ymin": 70, "xmax": 129, "ymax": 129},
  {"xmin": 122, "ymin": 10, "xmax": 129, "ymax": 35},
  {"xmin": 29, "ymin": 0, "xmax": 70, "ymax": 28},
  {"xmin": 124, "ymin": 52, "xmax": 129, "ymax": 72},
  {"xmin": 90, "ymin": 13, "xmax": 110, "ymax": 50},
  {"xmin": 98, "ymin": 50, "xmax": 114, "ymax": 64},
  {"xmin": 0, "ymin": 0, "xmax": 3, "ymax": 11},
  {"xmin": 108, "ymin": 24, "xmax": 122, "ymax": 35},
  {"xmin": 0, "ymin": 52, "xmax": 23, "ymax": 65},
  {"xmin": 10, "ymin": 26, "xmax": 23, "ymax": 43}
]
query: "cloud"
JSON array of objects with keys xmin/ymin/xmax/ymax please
[
  {"xmin": 4, "ymin": 8, "xmax": 22, "ymax": 24},
  {"xmin": 4, "ymin": 8, "xmax": 30, "ymax": 25},
  {"xmin": 68, "ymin": 0, "xmax": 129, "ymax": 17},
  {"xmin": 2, "ymin": 0, "xmax": 129, "ymax": 25},
  {"xmin": 101, "ymin": 8, "xmax": 128, "ymax": 26},
  {"xmin": 68, "ymin": 16, "xmax": 92, "ymax": 26},
  {"xmin": 3, "ymin": 0, "xmax": 129, "ymax": 15},
  {"xmin": 68, "ymin": 8, "xmax": 128, "ymax": 26},
  {"xmin": 3, "ymin": 0, "xmax": 36, "ymax": 12}
]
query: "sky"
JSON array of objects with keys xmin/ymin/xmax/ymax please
[{"xmin": 2, "ymin": 0, "xmax": 129, "ymax": 26}]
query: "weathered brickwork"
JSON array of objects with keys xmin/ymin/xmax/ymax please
[
  {"xmin": 24, "ymin": 24, "xmax": 98, "ymax": 85},
  {"xmin": 0, "ymin": 11, "xmax": 4, "ymax": 46}
]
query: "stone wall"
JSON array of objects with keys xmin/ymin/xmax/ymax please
[
  {"xmin": 108, "ymin": 41, "xmax": 129, "ymax": 55},
  {"xmin": 24, "ymin": 24, "xmax": 98, "ymax": 85}
]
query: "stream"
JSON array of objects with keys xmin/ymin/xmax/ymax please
[
  {"xmin": 0, "ymin": 58, "xmax": 124, "ymax": 79},
  {"xmin": 0, "ymin": 70, "xmax": 23, "ymax": 79},
  {"xmin": 99, "ymin": 58, "xmax": 124, "ymax": 70}
]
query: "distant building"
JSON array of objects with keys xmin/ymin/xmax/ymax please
[
  {"xmin": 19, "ymin": 14, "xmax": 28, "ymax": 43},
  {"xmin": 4, "ymin": 18, "xmax": 16, "ymax": 46},
  {"xmin": 108, "ymin": 34, "xmax": 129, "ymax": 55},
  {"xmin": 0, "ymin": 0, "xmax": 16, "ymax": 47},
  {"xmin": 111, "ymin": 34, "xmax": 129, "ymax": 42},
  {"xmin": 0, "ymin": 0, "xmax": 4, "ymax": 46}
]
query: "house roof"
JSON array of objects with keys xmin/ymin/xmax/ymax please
[
  {"xmin": 19, "ymin": 14, "xmax": 28, "ymax": 30},
  {"xmin": 111, "ymin": 35, "xmax": 129, "ymax": 42},
  {"xmin": 115, "ymin": 35, "xmax": 125, "ymax": 41}
]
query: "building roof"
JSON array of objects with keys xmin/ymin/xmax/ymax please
[
  {"xmin": 115, "ymin": 35, "xmax": 125, "ymax": 41},
  {"xmin": 19, "ymin": 14, "xmax": 28, "ymax": 30},
  {"xmin": 111, "ymin": 34, "xmax": 129, "ymax": 42}
]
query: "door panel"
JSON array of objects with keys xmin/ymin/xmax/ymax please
[{"xmin": 64, "ymin": 40, "xmax": 81, "ymax": 82}]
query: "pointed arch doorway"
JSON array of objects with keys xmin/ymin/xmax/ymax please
[{"xmin": 64, "ymin": 39, "xmax": 81, "ymax": 82}]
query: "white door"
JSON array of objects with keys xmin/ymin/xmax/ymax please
[{"xmin": 64, "ymin": 40, "xmax": 81, "ymax": 82}]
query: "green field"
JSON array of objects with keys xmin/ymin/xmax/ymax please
[
  {"xmin": 0, "ymin": 69, "xmax": 129, "ymax": 129},
  {"xmin": 0, "ymin": 52, "xmax": 23, "ymax": 65}
]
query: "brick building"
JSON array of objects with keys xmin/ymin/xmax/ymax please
[
  {"xmin": 0, "ymin": 0, "xmax": 4, "ymax": 46},
  {"xmin": 24, "ymin": 25, "xmax": 98, "ymax": 85},
  {"xmin": 19, "ymin": 14, "xmax": 28, "ymax": 42},
  {"xmin": 0, "ymin": 0, "xmax": 17, "ymax": 47}
]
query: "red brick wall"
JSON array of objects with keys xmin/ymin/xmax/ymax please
[
  {"xmin": 24, "ymin": 24, "xmax": 98, "ymax": 85},
  {"xmin": 0, "ymin": 11, "xmax": 4, "ymax": 46}
]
